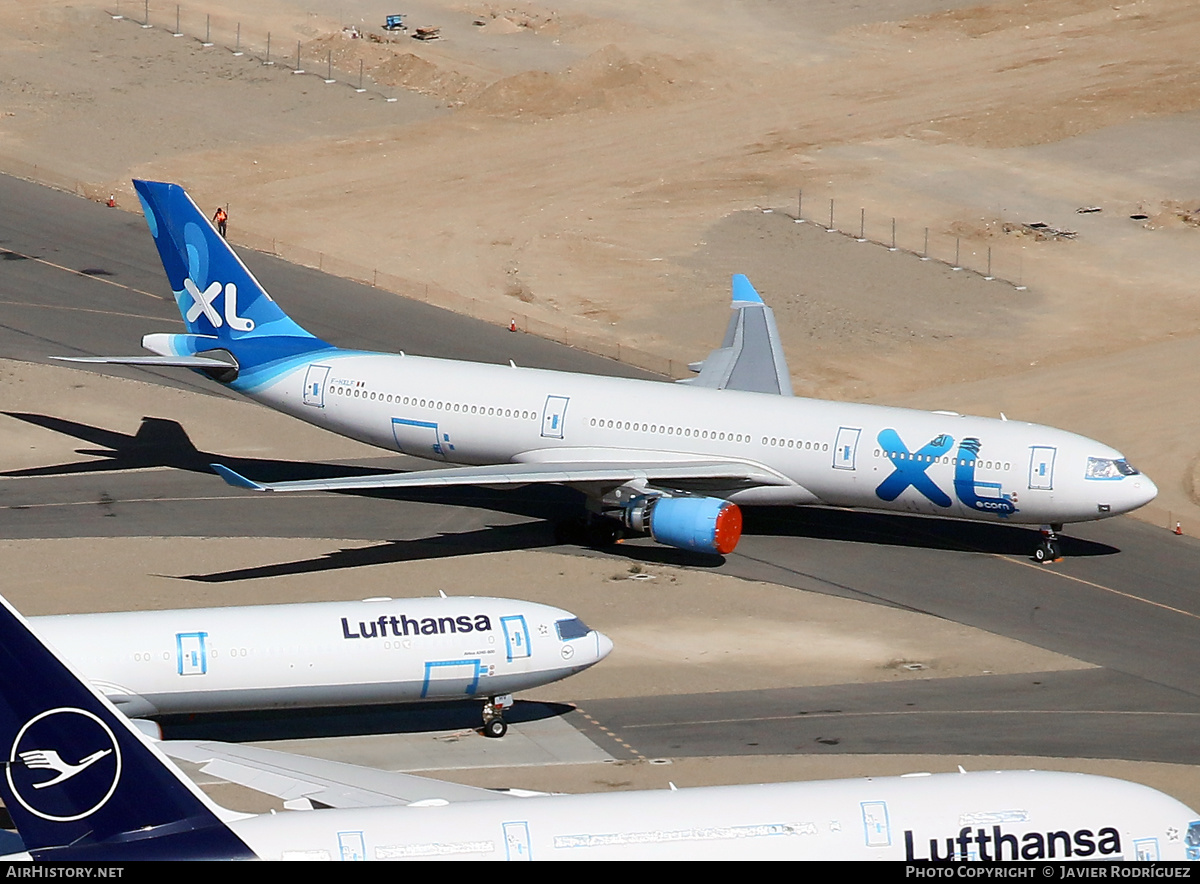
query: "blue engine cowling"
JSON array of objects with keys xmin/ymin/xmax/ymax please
[{"xmin": 645, "ymin": 496, "xmax": 743, "ymax": 555}]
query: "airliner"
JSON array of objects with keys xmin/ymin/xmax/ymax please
[
  {"xmin": 60, "ymin": 181, "xmax": 1157, "ymax": 562},
  {"xmin": 32, "ymin": 596, "xmax": 612, "ymax": 738},
  {"xmin": 0, "ymin": 589, "xmax": 1195, "ymax": 861}
]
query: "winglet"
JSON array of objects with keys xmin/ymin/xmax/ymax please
[
  {"xmin": 731, "ymin": 274, "xmax": 763, "ymax": 304},
  {"xmin": 211, "ymin": 464, "xmax": 269, "ymax": 491},
  {"xmin": 680, "ymin": 274, "xmax": 793, "ymax": 396}
]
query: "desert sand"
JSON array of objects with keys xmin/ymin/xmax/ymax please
[
  {"xmin": 3, "ymin": 0, "xmax": 1200, "ymax": 806},
  {"xmin": 5, "ymin": 0, "xmax": 1200, "ymax": 529}
]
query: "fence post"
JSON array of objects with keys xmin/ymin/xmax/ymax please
[
  {"xmin": 921, "ymin": 228, "xmax": 929, "ymax": 260},
  {"xmin": 889, "ymin": 218, "xmax": 897, "ymax": 251},
  {"xmin": 203, "ymin": 14, "xmax": 213, "ymax": 46},
  {"xmin": 234, "ymin": 23, "xmax": 242, "ymax": 55},
  {"xmin": 828, "ymin": 199, "xmax": 835, "ymax": 231}
]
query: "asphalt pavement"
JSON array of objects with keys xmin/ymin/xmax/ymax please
[{"xmin": 2, "ymin": 172, "xmax": 1198, "ymax": 770}]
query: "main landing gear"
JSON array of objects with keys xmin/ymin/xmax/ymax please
[
  {"xmin": 553, "ymin": 514, "xmax": 622, "ymax": 549},
  {"xmin": 1034, "ymin": 525, "xmax": 1063, "ymax": 564},
  {"xmin": 482, "ymin": 694, "xmax": 513, "ymax": 739}
]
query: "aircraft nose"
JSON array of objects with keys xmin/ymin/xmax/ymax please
[
  {"xmin": 1132, "ymin": 474, "xmax": 1158, "ymax": 509},
  {"xmin": 1112, "ymin": 473, "xmax": 1157, "ymax": 514},
  {"xmin": 594, "ymin": 631, "xmax": 614, "ymax": 662}
]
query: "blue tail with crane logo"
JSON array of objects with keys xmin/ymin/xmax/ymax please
[{"xmin": 0, "ymin": 592, "xmax": 257, "ymax": 859}]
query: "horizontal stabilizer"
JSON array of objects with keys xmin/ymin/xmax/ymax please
[
  {"xmin": 211, "ymin": 458, "xmax": 796, "ymax": 494},
  {"xmin": 161, "ymin": 741, "xmax": 513, "ymax": 809},
  {"xmin": 52, "ymin": 355, "xmax": 235, "ymax": 369},
  {"xmin": 210, "ymin": 464, "xmax": 267, "ymax": 491},
  {"xmin": 681, "ymin": 274, "xmax": 793, "ymax": 396}
]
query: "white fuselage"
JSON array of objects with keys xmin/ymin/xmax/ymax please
[
  {"xmin": 31, "ymin": 597, "xmax": 611, "ymax": 718},
  {"xmin": 222, "ymin": 769, "xmax": 1198, "ymax": 861},
  {"xmin": 244, "ymin": 351, "xmax": 1157, "ymax": 526}
]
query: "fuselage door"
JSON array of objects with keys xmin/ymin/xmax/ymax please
[
  {"xmin": 833, "ymin": 427, "xmax": 862, "ymax": 470},
  {"xmin": 392, "ymin": 418, "xmax": 449, "ymax": 461},
  {"xmin": 501, "ymin": 615, "xmax": 531, "ymax": 663},
  {"xmin": 420, "ymin": 659, "xmax": 483, "ymax": 698},
  {"xmin": 302, "ymin": 364, "xmax": 330, "ymax": 408},
  {"xmin": 503, "ymin": 822, "xmax": 533, "ymax": 861},
  {"xmin": 175, "ymin": 631, "xmax": 208, "ymax": 676},
  {"xmin": 541, "ymin": 395, "xmax": 569, "ymax": 439},
  {"xmin": 1028, "ymin": 446, "xmax": 1056, "ymax": 490},
  {"xmin": 861, "ymin": 801, "xmax": 891, "ymax": 848}
]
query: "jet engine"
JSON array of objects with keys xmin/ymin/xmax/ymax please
[{"xmin": 622, "ymin": 495, "xmax": 743, "ymax": 555}]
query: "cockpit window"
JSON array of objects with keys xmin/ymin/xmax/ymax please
[
  {"xmin": 1186, "ymin": 820, "xmax": 1200, "ymax": 849},
  {"xmin": 1086, "ymin": 457, "xmax": 1140, "ymax": 479},
  {"xmin": 556, "ymin": 617, "xmax": 591, "ymax": 641}
]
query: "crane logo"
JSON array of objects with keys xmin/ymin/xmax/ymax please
[{"xmin": 7, "ymin": 708, "xmax": 122, "ymax": 822}]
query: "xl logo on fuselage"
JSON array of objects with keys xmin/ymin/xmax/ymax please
[
  {"xmin": 875, "ymin": 430, "xmax": 1018, "ymax": 517},
  {"xmin": 875, "ymin": 429, "xmax": 954, "ymax": 507},
  {"xmin": 183, "ymin": 277, "xmax": 255, "ymax": 332}
]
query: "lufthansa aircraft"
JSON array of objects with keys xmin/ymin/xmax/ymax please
[
  {"xmin": 61, "ymin": 181, "xmax": 1157, "ymax": 562},
  {"xmin": 32, "ymin": 596, "xmax": 612, "ymax": 738},
  {"xmin": 0, "ymin": 589, "xmax": 1195, "ymax": 860}
]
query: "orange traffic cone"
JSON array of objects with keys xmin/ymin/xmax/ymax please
[
  {"xmin": 106, "ymin": 195, "xmax": 116, "ymax": 208},
  {"xmin": 509, "ymin": 318, "xmax": 517, "ymax": 333},
  {"xmin": 1175, "ymin": 521, "xmax": 1183, "ymax": 536}
]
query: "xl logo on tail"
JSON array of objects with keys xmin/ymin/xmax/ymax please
[{"xmin": 183, "ymin": 278, "xmax": 255, "ymax": 331}]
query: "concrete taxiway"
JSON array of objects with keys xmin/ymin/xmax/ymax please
[{"xmin": 2, "ymin": 174, "xmax": 1199, "ymax": 808}]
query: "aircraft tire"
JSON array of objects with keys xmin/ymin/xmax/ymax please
[
  {"xmin": 585, "ymin": 519, "xmax": 621, "ymax": 548},
  {"xmin": 484, "ymin": 718, "xmax": 508, "ymax": 739},
  {"xmin": 1034, "ymin": 541, "xmax": 1061, "ymax": 564}
]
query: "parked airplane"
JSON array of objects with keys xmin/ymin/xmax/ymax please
[
  {"xmin": 60, "ymin": 181, "xmax": 1157, "ymax": 562},
  {"xmin": 30, "ymin": 596, "xmax": 611, "ymax": 738},
  {"xmin": 0, "ymin": 589, "xmax": 1195, "ymax": 860}
]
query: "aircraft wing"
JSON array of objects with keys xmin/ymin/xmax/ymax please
[
  {"xmin": 160, "ymin": 740, "xmax": 517, "ymax": 809},
  {"xmin": 211, "ymin": 458, "xmax": 797, "ymax": 494},
  {"xmin": 680, "ymin": 274, "xmax": 794, "ymax": 396}
]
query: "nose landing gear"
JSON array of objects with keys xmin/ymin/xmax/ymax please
[
  {"xmin": 1034, "ymin": 525, "xmax": 1063, "ymax": 564},
  {"xmin": 481, "ymin": 694, "xmax": 513, "ymax": 739}
]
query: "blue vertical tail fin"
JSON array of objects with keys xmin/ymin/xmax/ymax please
[
  {"xmin": 133, "ymin": 180, "xmax": 328, "ymax": 353},
  {"xmin": 0, "ymin": 593, "xmax": 256, "ymax": 859}
]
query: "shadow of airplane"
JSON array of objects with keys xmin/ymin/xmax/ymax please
[
  {"xmin": 176, "ymin": 522, "xmax": 728, "ymax": 583},
  {"xmin": 155, "ymin": 699, "xmax": 576, "ymax": 743},
  {"xmin": 741, "ymin": 506, "xmax": 1119, "ymax": 559},
  {"xmin": 4, "ymin": 412, "xmax": 1120, "ymax": 579},
  {"xmin": 2, "ymin": 412, "xmax": 385, "ymax": 483}
]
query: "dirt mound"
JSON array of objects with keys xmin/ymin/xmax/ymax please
[
  {"xmin": 470, "ymin": 4, "xmax": 561, "ymax": 36},
  {"xmin": 302, "ymin": 34, "xmax": 482, "ymax": 104},
  {"xmin": 372, "ymin": 52, "xmax": 483, "ymax": 103},
  {"xmin": 468, "ymin": 44, "xmax": 691, "ymax": 118}
]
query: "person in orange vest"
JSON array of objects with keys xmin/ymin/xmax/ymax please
[{"xmin": 213, "ymin": 206, "xmax": 228, "ymax": 238}]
